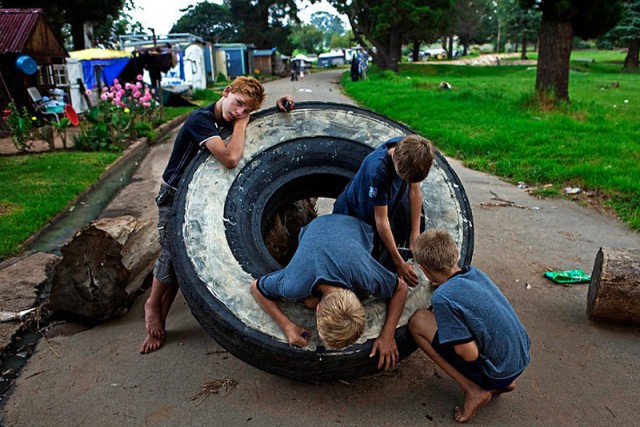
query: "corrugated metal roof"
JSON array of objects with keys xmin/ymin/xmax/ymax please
[{"xmin": 0, "ymin": 8, "xmax": 42, "ymax": 54}]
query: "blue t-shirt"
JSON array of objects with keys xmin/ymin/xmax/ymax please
[
  {"xmin": 162, "ymin": 103, "xmax": 229, "ymax": 188},
  {"xmin": 333, "ymin": 137, "xmax": 406, "ymax": 226},
  {"xmin": 433, "ymin": 266, "xmax": 531, "ymax": 380},
  {"xmin": 257, "ymin": 215, "xmax": 398, "ymax": 301}
]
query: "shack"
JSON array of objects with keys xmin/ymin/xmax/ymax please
[
  {"xmin": 214, "ymin": 43, "xmax": 255, "ymax": 78},
  {"xmin": 253, "ymin": 48, "xmax": 276, "ymax": 76},
  {"xmin": 0, "ymin": 8, "xmax": 69, "ymax": 114}
]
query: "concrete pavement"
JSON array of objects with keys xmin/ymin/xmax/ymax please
[{"xmin": 2, "ymin": 69, "xmax": 639, "ymax": 426}]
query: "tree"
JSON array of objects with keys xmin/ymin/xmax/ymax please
[
  {"xmin": 171, "ymin": 1, "xmax": 237, "ymax": 43},
  {"xmin": 226, "ymin": 0, "xmax": 300, "ymax": 53},
  {"xmin": 449, "ymin": 0, "xmax": 493, "ymax": 57},
  {"xmin": 520, "ymin": 0, "xmax": 624, "ymax": 101},
  {"xmin": 309, "ymin": 10, "xmax": 346, "ymax": 49},
  {"xmin": 92, "ymin": 0, "xmax": 144, "ymax": 49},
  {"xmin": 328, "ymin": 0, "xmax": 454, "ymax": 71},
  {"xmin": 289, "ymin": 24, "xmax": 325, "ymax": 54},
  {"xmin": 0, "ymin": 0, "xmax": 126, "ymax": 50},
  {"xmin": 604, "ymin": 0, "xmax": 640, "ymax": 71},
  {"xmin": 500, "ymin": 0, "xmax": 541, "ymax": 59}
]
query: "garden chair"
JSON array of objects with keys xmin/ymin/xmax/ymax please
[{"xmin": 26, "ymin": 87, "xmax": 60, "ymax": 123}]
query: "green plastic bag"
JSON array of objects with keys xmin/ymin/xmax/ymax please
[{"xmin": 544, "ymin": 269, "xmax": 591, "ymax": 284}]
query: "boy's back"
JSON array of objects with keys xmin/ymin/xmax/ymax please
[{"xmin": 433, "ymin": 265, "xmax": 531, "ymax": 379}]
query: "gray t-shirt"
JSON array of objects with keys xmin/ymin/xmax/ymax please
[{"xmin": 257, "ymin": 214, "xmax": 398, "ymax": 301}]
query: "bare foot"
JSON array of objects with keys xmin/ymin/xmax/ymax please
[
  {"xmin": 492, "ymin": 382, "xmax": 516, "ymax": 397},
  {"xmin": 454, "ymin": 389, "xmax": 492, "ymax": 423},
  {"xmin": 144, "ymin": 298, "xmax": 165, "ymax": 339},
  {"xmin": 139, "ymin": 333, "xmax": 164, "ymax": 354}
]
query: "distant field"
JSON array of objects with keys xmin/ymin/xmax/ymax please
[{"xmin": 342, "ymin": 51, "xmax": 639, "ymax": 229}]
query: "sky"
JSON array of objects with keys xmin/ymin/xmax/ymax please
[{"xmin": 129, "ymin": 0, "xmax": 347, "ymax": 36}]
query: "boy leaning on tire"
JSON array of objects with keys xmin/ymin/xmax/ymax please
[{"xmin": 140, "ymin": 77, "xmax": 294, "ymax": 354}]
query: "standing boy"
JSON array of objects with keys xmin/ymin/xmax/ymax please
[
  {"xmin": 333, "ymin": 134, "xmax": 434, "ymax": 286},
  {"xmin": 141, "ymin": 77, "xmax": 294, "ymax": 354},
  {"xmin": 409, "ymin": 229, "xmax": 531, "ymax": 423},
  {"xmin": 250, "ymin": 214, "xmax": 410, "ymax": 371}
]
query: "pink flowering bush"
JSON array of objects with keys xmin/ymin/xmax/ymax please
[{"xmin": 75, "ymin": 76, "xmax": 161, "ymax": 151}]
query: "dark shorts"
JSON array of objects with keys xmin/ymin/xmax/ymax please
[
  {"xmin": 432, "ymin": 331, "xmax": 520, "ymax": 391},
  {"xmin": 152, "ymin": 183, "xmax": 176, "ymax": 286}
]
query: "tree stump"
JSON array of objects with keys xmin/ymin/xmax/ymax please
[
  {"xmin": 587, "ymin": 247, "xmax": 640, "ymax": 323},
  {"xmin": 48, "ymin": 215, "xmax": 159, "ymax": 321}
]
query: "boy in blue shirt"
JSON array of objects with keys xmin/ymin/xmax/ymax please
[
  {"xmin": 250, "ymin": 214, "xmax": 410, "ymax": 371},
  {"xmin": 333, "ymin": 134, "xmax": 434, "ymax": 286},
  {"xmin": 409, "ymin": 229, "xmax": 531, "ymax": 423}
]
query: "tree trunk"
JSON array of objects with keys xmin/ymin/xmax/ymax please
[
  {"xmin": 521, "ymin": 36, "xmax": 528, "ymax": 60},
  {"xmin": 411, "ymin": 40, "xmax": 421, "ymax": 62},
  {"xmin": 623, "ymin": 38, "xmax": 639, "ymax": 72},
  {"xmin": 587, "ymin": 247, "xmax": 640, "ymax": 324},
  {"xmin": 536, "ymin": 13, "xmax": 574, "ymax": 101},
  {"xmin": 48, "ymin": 215, "xmax": 160, "ymax": 321}
]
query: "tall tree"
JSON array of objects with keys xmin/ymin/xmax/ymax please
[
  {"xmin": 328, "ymin": 0, "xmax": 454, "ymax": 71},
  {"xmin": 1, "ymin": 0, "xmax": 126, "ymax": 50},
  {"xmin": 289, "ymin": 24, "xmax": 325, "ymax": 54},
  {"xmin": 309, "ymin": 10, "xmax": 346, "ymax": 49},
  {"xmin": 520, "ymin": 0, "xmax": 624, "ymax": 101},
  {"xmin": 92, "ymin": 0, "xmax": 144, "ymax": 49},
  {"xmin": 500, "ymin": 0, "xmax": 541, "ymax": 59},
  {"xmin": 226, "ymin": 0, "xmax": 300, "ymax": 53},
  {"xmin": 171, "ymin": 1, "xmax": 237, "ymax": 43},
  {"xmin": 449, "ymin": 0, "xmax": 493, "ymax": 57},
  {"xmin": 604, "ymin": 0, "xmax": 640, "ymax": 71}
]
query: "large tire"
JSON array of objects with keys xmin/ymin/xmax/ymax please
[{"xmin": 172, "ymin": 102, "xmax": 473, "ymax": 382}]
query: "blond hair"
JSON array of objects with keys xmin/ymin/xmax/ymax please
[
  {"xmin": 413, "ymin": 229, "xmax": 459, "ymax": 272},
  {"xmin": 394, "ymin": 134, "xmax": 435, "ymax": 183},
  {"xmin": 316, "ymin": 289, "xmax": 365, "ymax": 349},
  {"xmin": 228, "ymin": 76, "xmax": 265, "ymax": 111}
]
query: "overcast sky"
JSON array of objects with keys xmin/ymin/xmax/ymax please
[{"xmin": 129, "ymin": 0, "xmax": 347, "ymax": 35}]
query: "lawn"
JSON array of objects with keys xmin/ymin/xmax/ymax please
[{"xmin": 342, "ymin": 50, "xmax": 639, "ymax": 229}]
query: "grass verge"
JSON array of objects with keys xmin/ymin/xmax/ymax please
[{"xmin": 342, "ymin": 50, "xmax": 639, "ymax": 229}]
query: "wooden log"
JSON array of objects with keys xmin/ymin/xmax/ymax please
[
  {"xmin": 48, "ymin": 215, "xmax": 159, "ymax": 321},
  {"xmin": 587, "ymin": 247, "xmax": 640, "ymax": 323}
]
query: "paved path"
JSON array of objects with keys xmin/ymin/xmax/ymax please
[{"xmin": 2, "ymin": 69, "xmax": 640, "ymax": 426}]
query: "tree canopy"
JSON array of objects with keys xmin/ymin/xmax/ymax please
[
  {"xmin": 328, "ymin": 0, "xmax": 454, "ymax": 71},
  {"xmin": 170, "ymin": 1, "xmax": 237, "ymax": 43}
]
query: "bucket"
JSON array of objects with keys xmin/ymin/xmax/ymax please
[{"xmin": 16, "ymin": 55, "xmax": 37, "ymax": 75}]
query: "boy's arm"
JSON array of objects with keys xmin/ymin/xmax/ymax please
[
  {"xmin": 203, "ymin": 114, "xmax": 250, "ymax": 168},
  {"xmin": 374, "ymin": 205, "xmax": 418, "ymax": 286},
  {"xmin": 370, "ymin": 278, "xmax": 409, "ymax": 370},
  {"xmin": 250, "ymin": 280, "xmax": 311, "ymax": 347},
  {"xmin": 453, "ymin": 340, "xmax": 479, "ymax": 362},
  {"xmin": 408, "ymin": 182, "xmax": 423, "ymax": 249}
]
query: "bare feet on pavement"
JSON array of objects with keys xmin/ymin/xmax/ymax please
[
  {"xmin": 454, "ymin": 388, "xmax": 492, "ymax": 423},
  {"xmin": 140, "ymin": 333, "xmax": 164, "ymax": 354},
  {"xmin": 144, "ymin": 298, "xmax": 165, "ymax": 339}
]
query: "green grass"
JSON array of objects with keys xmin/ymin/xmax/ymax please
[
  {"xmin": 342, "ymin": 56, "xmax": 640, "ymax": 229},
  {"xmin": 0, "ymin": 152, "xmax": 120, "ymax": 259}
]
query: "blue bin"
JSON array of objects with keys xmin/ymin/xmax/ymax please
[{"xmin": 16, "ymin": 55, "xmax": 37, "ymax": 75}]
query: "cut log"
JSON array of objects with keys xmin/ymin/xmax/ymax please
[
  {"xmin": 48, "ymin": 215, "xmax": 159, "ymax": 321},
  {"xmin": 587, "ymin": 247, "xmax": 640, "ymax": 324}
]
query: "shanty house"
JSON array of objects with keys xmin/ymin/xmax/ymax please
[{"xmin": 0, "ymin": 8, "xmax": 69, "ymax": 114}]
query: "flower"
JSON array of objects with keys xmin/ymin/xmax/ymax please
[
  {"xmin": 124, "ymin": 108, "xmax": 130, "ymax": 114},
  {"xmin": 137, "ymin": 74, "xmax": 143, "ymax": 81},
  {"xmin": 31, "ymin": 116, "xmax": 37, "ymax": 121},
  {"xmin": 85, "ymin": 89, "xmax": 92, "ymax": 96}
]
